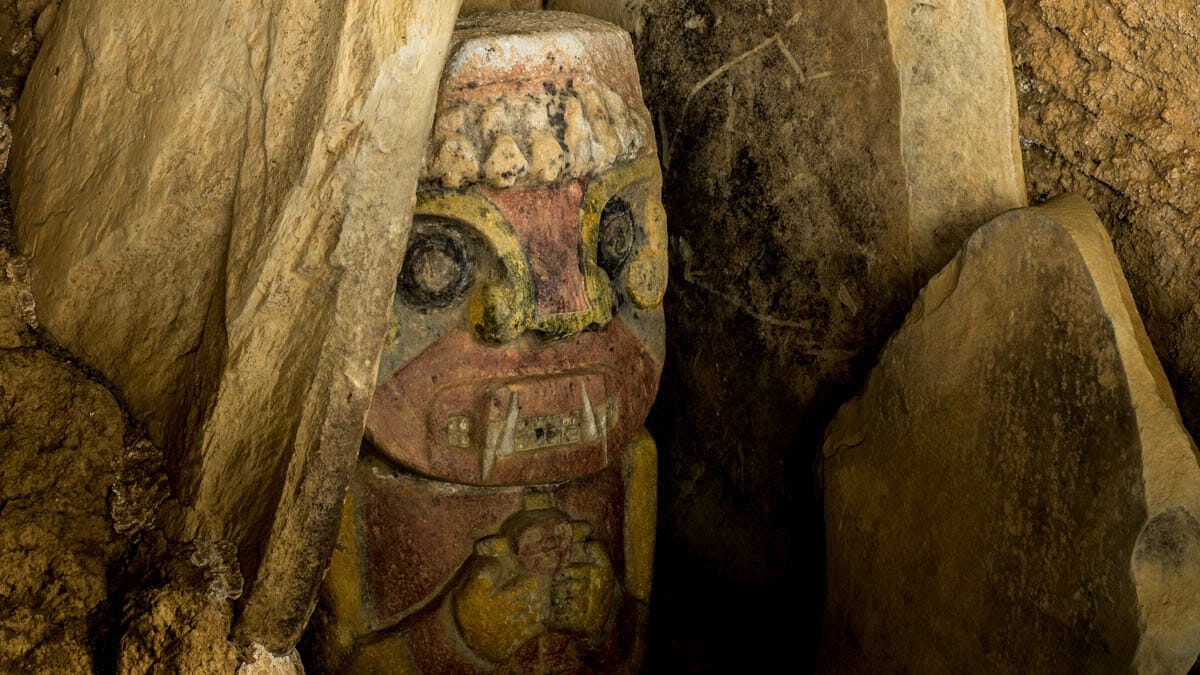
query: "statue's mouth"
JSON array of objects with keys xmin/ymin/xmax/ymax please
[
  {"xmin": 366, "ymin": 319, "xmax": 658, "ymax": 486},
  {"xmin": 481, "ymin": 374, "xmax": 610, "ymax": 453},
  {"xmin": 473, "ymin": 373, "xmax": 617, "ymax": 479}
]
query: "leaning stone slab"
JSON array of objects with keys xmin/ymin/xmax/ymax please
[
  {"xmin": 10, "ymin": 0, "xmax": 462, "ymax": 652},
  {"xmin": 884, "ymin": 0, "xmax": 1026, "ymax": 275},
  {"xmin": 822, "ymin": 195, "xmax": 1200, "ymax": 673}
]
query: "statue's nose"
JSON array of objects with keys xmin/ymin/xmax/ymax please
[
  {"xmin": 472, "ymin": 234, "xmax": 613, "ymax": 343},
  {"xmin": 475, "ymin": 183, "xmax": 613, "ymax": 343},
  {"xmin": 528, "ymin": 239, "xmax": 593, "ymax": 318},
  {"xmin": 521, "ymin": 230, "xmax": 614, "ymax": 339}
]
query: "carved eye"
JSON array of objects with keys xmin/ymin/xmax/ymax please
[
  {"xmin": 598, "ymin": 198, "xmax": 635, "ymax": 277},
  {"xmin": 398, "ymin": 222, "xmax": 475, "ymax": 311}
]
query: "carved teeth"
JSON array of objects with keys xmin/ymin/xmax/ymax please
[
  {"xmin": 581, "ymin": 378, "xmax": 598, "ymax": 440},
  {"xmin": 529, "ymin": 130, "xmax": 565, "ymax": 183},
  {"xmin": 499, "ymin": 391, "xmax": 520, "ymax": 457},
  {"xmin": 431, "ymin": 132, "xmax": 480, "ymax": 189},
  {"xmin": 477, "ymin": 382, "xmax": 616, "ymax": 462},
  {"xmin": 482, "ymin": 134, "xmax": 528, "ymax": 188},
  {"xmin": 446, "ymin": 415, "xmax": 472, "ymax": 449}
]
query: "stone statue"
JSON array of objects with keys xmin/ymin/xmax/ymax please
[{"xmin": 313, "ymin": 12, "xmax": 667, "ymax": 672}]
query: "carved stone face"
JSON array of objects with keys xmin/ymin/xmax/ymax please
[
  {"xmin": 365, "ymin": 12, "xmax": 667, "ymax": 488},
  {"xmin": 318, "ymin": 16, "xmax": 663, "ymax": 670}
]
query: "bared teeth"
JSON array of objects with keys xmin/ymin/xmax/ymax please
[
  {"xmin": 446, "ymin": 415, "xmax": 473, "ymax": 449},
  {"xmin": 482, "ymin": 390, "xmax": 520, "ymax": 478},
  {"xmin": 499, "ymin": 391, "xmax": 521, "ymax": 456},
  {"xmin": 476, "ymin": 381, "xmax": 616, "ymax": 458},
  {"xmin": 580, "ymin": 378, "xmax": 598, "ymax": 440}
]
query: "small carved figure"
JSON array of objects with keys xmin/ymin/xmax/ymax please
[{"xmin": 314, "ymin": 11, "xmax": 667, "ymax": 672}]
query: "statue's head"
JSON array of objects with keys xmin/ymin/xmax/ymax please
[{"xmin": 366, "ymin": 11, "xmax": 666, "ymax": 486}]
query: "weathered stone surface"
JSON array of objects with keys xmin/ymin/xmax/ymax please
[
  {"xmin": 11, "ymin": 0, "xmax": 462, "ymax": 651},
  {"xmin": 0, "ymin": 1, "xmax": 57, "ymax": 290},
  {"xmin": 888, "ymin": 0, "xmax": 1026, "ymax": 274},
  {"xmin": 461, "ymin": 0, "xmax": 543, "ymax": 14},
  {"xmin": 1007, "ymin": 0, "xmax": 1200, "ymax": 462},
  {"xmin": 109, "ymin": 439, "xmax": 171, "ymax": 540},
  {"xmin": 822, "ymin": 195, "xmax": 1200, "ymax": 673},
  {"xmin": 0, "ymin": 1, "xmax": 55, "ymax": 153},
  {"xmin": 0, "ymin": 348, "xmax": 127, "ymax": 673},
  {"xmin": 551, "ymin": 0, "xmax": 1023, "ymax": 667},
  {"xmin": 236, "ymin": 644, "xmax": 303, "ymax": 675}
]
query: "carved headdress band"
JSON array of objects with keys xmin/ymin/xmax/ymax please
[{"xmin": 420, "ymin": 12, "xmax": 654, "ymax": 190}]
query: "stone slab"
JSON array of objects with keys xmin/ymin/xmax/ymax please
[
  {"xmin": 888, "ymin": 0, "xmax": 1027, "ymax": 276},
  {"xmin": 10, "ymin": 0, "xmax": 463, "ymax": 651},
  {"xmin": 822, "ymin": 195, "xmax": 1200, "ymax": 673}
]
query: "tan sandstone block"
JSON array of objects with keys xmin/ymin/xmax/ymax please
[
  {"xmin": 822, "ymin": 195, "xmax": 1200, "ymax": 673},
  {"xmin": 886, "ymin": 0, "xmax": 1027, "ymax": 276},
  {"xmin": 11, "ymin": 0, "xmax": 463, "ymax": 651},
  {"xmin": 461, "ymin": 0, "xmax": 544, "ymax": 15}
]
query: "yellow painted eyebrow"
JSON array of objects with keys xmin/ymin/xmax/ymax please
[
  {"xmin": 579, "ymin": 155, "xmax": 663, "ymax": 259},
  {"xmin": 414, "ymin": 191, "xmax": 536, "ymax": 341}
]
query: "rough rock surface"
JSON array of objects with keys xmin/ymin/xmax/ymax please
[
  {"xmin": 0, "ymin": 250, "xmax": 34, "ymax": 348},
  {"xmin": 11, "ymin": 0, "xmax": 462, "ymax": 651},
  {"xmin": 116, "ymin": 548, "xmax": 241, "ymax": 675},
  {"xmin": 236, "ymin": 643, "xmax": 303, "ymax": 675},
  {"xmin": 0, "ymin": 0, "xmax": 55, "ymax": 174},
  {"xmin": 888, "ymin": 0, "xmax": 1025, "ymax": 275},
  {"xmin": 822, "ymin": 196, "xmax": 1200, "ymax": 673},
  {"xmin": 552, "ymin": 0, "xmax": 1023, "ymax": 668},
  {"xmin": 1006, "ymin": 0, "xmax": 1200, "ymax": 457},
  {"xmin": 0, "ymin": 347, "xmax": 127, "ymax": 673},
  {"xmin": 460, "ymin": 0, "xmax": 543, "ymax": 14},
  {"xmin": 0, "ymin": 7, "xmax": 141, "ymax": 671},
  {"xmin": 0, "ymin": 259, "xmax": 280, "ymax": 672}
]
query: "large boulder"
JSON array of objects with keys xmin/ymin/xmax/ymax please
[
  {"xmin": 549, "ymin": 0, "xmax": 1024, "ymax": 666},
  {"xmin": 10, "ymin": 0, "xmax": 462, "ymax": 651},
  {"xmin": 822, "ymin": 195, "xmax": 1200, "ymax": 673}
]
